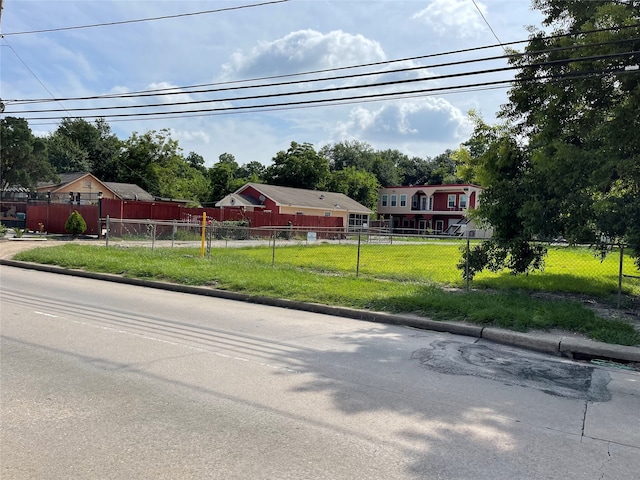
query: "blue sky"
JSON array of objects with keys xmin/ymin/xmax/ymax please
[{"xmin": 1, "ymin": 0, "xmax": 544, "ymax": 167}]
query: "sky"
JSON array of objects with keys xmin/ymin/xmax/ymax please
[{"xmin": 0, "ymin": 0, "xmax": 546, "ymax": 168}]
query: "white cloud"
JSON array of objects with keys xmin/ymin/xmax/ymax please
[
  {"xmin": 333, "ymin": 97, "xmax": 472, "ymax": 145},
  {"xmin": 220, "ymin": 29, "xmax": 386, "ymax": 79},
  {"xmin": 170, "ymin": 128, "xmax": 211, "ymax": 144},
  {"xmin": 413, "ymin": 0, "xmax": 488, "ymax": 38}
]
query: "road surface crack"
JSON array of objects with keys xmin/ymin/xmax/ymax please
[{"xmin": 598, "ymin": 443, "xmax": 612, "ymax": 479}]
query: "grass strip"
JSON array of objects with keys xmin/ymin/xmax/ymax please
[{"xmin": 13, "ymin": 244, "xmax": 640, "ymax": 346}]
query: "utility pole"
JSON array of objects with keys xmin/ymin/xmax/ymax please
[{"xmin": 0, "ymin": 0, "xmax": 5, "ymax": 32}]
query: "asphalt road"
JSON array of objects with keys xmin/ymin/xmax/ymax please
[{"xmin": 1, "ymin": 266, "xmax": 639, "ymax": 479}]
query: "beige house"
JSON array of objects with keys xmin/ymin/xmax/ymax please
[
  {"xmin": 216, "ymin": 183, "xmax": 373, "ymax": 230},
  {"xmin": 36, "ymin": 172, "xmax": 154, "ymax": 204}
]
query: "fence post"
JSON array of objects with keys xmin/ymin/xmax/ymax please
[
  {"xmin": 272, "ymin": 230, "xmax": 277, "ymax": 266},
  {"xmin": 105, "ymin": 215, "xmax": 110, "ymax": 247},
  {"xmin": 466, "ymin": 228, "xmax": 471, "ymax": 291},
  {"xmin": 356, "ymin": 232, "xmax": 362, "ymax": 277},
  {"xmin": 617, "ymin": 244, "xmax": 624, "ymax": 309},
  {"xmin": 151, "ymin": 223, "xmax": 156, "ymax": 251},
  {"xmin": 201, "ymin": 212, "xmax": 206, "ymax": 258},
  {"xmin": 171, "ymin": 221, "xmax": 176, "ymax": 248}
]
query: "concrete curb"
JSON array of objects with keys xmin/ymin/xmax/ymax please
[{"xmin": 2, "ymin": 259, "xmax": 638, "ymax": 364}]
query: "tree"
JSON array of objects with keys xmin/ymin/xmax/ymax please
[
  {"xmin": 50, "ymin": 118, "xmax": 121, "ymax": 180},
  {"xmin": 119, "ymin": 129, "xmax": 209, "ymax": 204},
  {"xmin": 320, "ymin": 140, "xmax": 377, "ymax": 172},
  {"xmin": 186, "ymin": 151, "xmax": 206, "ymax": 173},
  {"xmin": 371, "ymin": 149, "xmax": 403, "ymax": 186},
  {"xmin": 45, "ymin": 133, "xmax": 90, "ymax": 173},
  {"xmin": 456, "ymin": 114, "xmax": 548, "ymax": 279},
  {"xmin": 65, "ymin": 210, "xmax": 87, "ymax": 237},
  {"xmin": 0, "ymin": 117, "xmax": 57, "ymax": 192},
  {"xmin": 236, "ymin": 161, "xmax": 265, "ymax": 182},
  {"xmin": 208, "ymin": 162, "xmax": 244, "ymax": 203},
  {"xmin": 217, "ymin": 153, "xmax": 239, "ymax": 171},
  {"xmin": 264, "ymin": 142, "xmax": 329, "ymax": 190},
  {"xmin": 325, "ymin": 167, "xmax": 380, "ymax": 210},
  {"xmin": 397, "ymin": 156, "xmax": 433, "ymax": 186},
  {"xmin": 461, "ymin": 1, "xmax": 640, "ymax": 274},
  {"xmin": 428, "ymin": 150, "xmax": 460, "ymax": 185}
]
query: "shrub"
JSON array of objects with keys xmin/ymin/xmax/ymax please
[
  {"xmin": 13, "ymin": 227, "xmax": 26, "ymax": 238},
  {"xmin": 65, "ymin": 210, "xmax": 87, "ymax": 236},
  {"xmin": 0, "ymin": 224, "xmax": 8, "ymax": 238}
]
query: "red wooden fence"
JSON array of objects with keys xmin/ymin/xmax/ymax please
[{"xmin": 26, "ymin": 199, "xmax": 344, "ymax": 234}]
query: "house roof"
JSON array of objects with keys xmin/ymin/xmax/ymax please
[
  {"xmin": 37, "ymin": 172, "xmax": 92, "ymax": 190},
  {"xmin": 215, "ymin": 193, "xmax": 263, "ymax": 208},
  {"xmin": 34, "ymin": 172, "xmax": 154, "ymax": 201},
  {"xmin": 381, "ymin": 183, "xmax": 482, "ymax": 190},
  {"xmin": 104, "ymin": 182, "xmax": 155, "ymax": 201},
  {"xmin": 240, "ymin": 183, "xmax": 373, "ymax": 214}
]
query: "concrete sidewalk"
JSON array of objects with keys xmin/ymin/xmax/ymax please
[{"xmin": 2, "ymin": 257, "xmax": 639, "ymax": 365}]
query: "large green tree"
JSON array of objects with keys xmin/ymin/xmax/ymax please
[
  {"xmin": 49, "ymin": 118, "xmax": 121, "ymax": 180},
  {"xmin": 325, "ymin": 167, "xmax": 380, "ymax": 209},
  {"xmin": 462, "ymin": 0, "xmax": 640, "ymax": 274},
  {"xmin": 119, "ymin": 129, "xmax": 208, "ymax": 203},
  {"xmin": 0, "ymin": 117, "xmax": 57, "ymax": 192},
  {"xmin": 320, "ymin": 140, "xmax": 377, "ymax": 172},
  {"xmin": 264, "ymin": 142, "xmax": 329, "ymax": 190}
]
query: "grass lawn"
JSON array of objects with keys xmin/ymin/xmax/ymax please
[{"xmin": 12, "ymin": 243, "xmax": 640, "ymax": 347}]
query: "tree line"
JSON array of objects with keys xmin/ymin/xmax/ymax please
[{"xmin": 0, "ymin": 116, "xmax": 463, "ymax": 210}]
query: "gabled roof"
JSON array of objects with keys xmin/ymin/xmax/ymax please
[
  {"xmin": 37, "ymin": 172, "xmax": 94, "ymax": 190},
  {"xmin": 239, "ymin": 183, "xmax": 372, "ymax": 214},
  {"xmin": 34, "ymin": 172, "xmax": 154, "ymax": 201},
  {"xmin": 215, "ymin": 193, "xmax": 263, "ymax": 208},
  {"xmin": 104, "ymin": 182, "xmax": 155, "ymax": 201}
]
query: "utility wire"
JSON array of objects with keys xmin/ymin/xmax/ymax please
[
  {"xmin": 6, "ymin": 24, "xmax": 640, "ymax": 105},
  {"xmin": 9, "ymin": 37, "xmax": 638, "ymax": 107},
  {"xmin": 1, "ymin": 0, "xmax": 289, "ymax": 37},
  {"xmin": 10, "ymin": 50, "xmax": 639, "ymax": 115},
  {"xmin": 18, "ymin": 66, "xmax": 637, "ymax": 122},
  {"xmin": 471, "ymin": 0, "xmax": 508, "ymax": 54},
  {"xmin": 0, "ymin": 40, "xmax": 73, "ymax": 116}
]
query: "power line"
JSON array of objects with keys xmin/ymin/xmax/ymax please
[
  {"xmin": 0, "ymin": 39, "xmax": 73, "ymax": 116},
  {"xmin": 6, "ymin": 24, "xmax": 639, "ymax": 106},
  {"xmin": 471, "ymin": 0, "xmax": 508, "ymax": 54},
  {"xmin": 1, "ymin": 0, "xmax": 289, "ymax": 37},
  {"xmin": 17, "ymin": 66, "xmax": 638, "ymax": 122},
  {"xmin": 9, "ymin": 50, "xmax": 639, "ymax": 115}
]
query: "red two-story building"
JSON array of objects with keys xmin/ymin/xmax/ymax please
[{"xmin": 377, "ymin": 184, "xmax": 490, "ymax": 237}]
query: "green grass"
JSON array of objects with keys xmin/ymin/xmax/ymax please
[
  {"xmin": 13, "ymin": 243, "xmax": 640, "ymax": 346},
  {"xmin": 237, "ymin": 242, "xmax": 640, "ymax": 297}
]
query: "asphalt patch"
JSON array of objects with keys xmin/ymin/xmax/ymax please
[{"xmin": 411, "ymin": 340, "xmax": 611, "ymax": 402}]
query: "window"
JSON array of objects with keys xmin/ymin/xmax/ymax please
[
  {"xmin": 296, "ymin": 211, "xmax": 304, "ymax": 215},
  {"xmin": 348, "ymin": 213, "xmax": 369, "ymax": 231},
  {"xmin": 324, "ymin": 211, "xmax": 331, "ymax": 217},
  {"xmin": 460, "ymin": 194, "xmax": 468, "ymax": 209},
  {"xmin": 381, "ymin": 195, "xmax": 388, "ymax": 207},
  {"xmin": 428, "ymin": 196, "xmax": 433, "ymax": 210},
  {"xmin": 448, "ymin": 194, "xmax": 457, "ymax": 208},
  {"xmin": 391, "ymin": 195, "xmax": 397, "ymax": 207},
  {"xmin": 412, "ymin": 195, "xmax": 418, "ymax": 209},
  {"xmin": 400, "ymin": 194, "xmax": 407, "ymax": 207}
]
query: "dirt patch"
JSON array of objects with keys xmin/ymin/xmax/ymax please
[{"xmin": 0, "ymin": 237, "xmax": 96, "ymax": 259}]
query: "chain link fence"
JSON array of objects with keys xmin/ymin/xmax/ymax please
[{"xmin": 102, "ymin": 217, "xmax": 639, "ymax": 310}]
